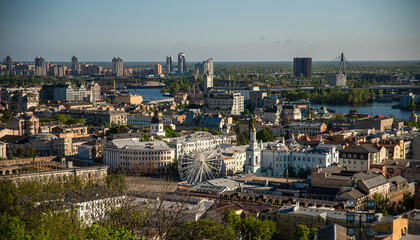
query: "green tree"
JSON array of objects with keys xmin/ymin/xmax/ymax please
[
  {"xmin": 106, "ymin": 98, "xmax": 112, "ymax": 104},
  {"xmin": 294, "ymin": 225, "xmax": 312, "ymax": 240},
  {"xmin": 349, "ymin": 109, "xmax": 358, "ymax": 115},
  {"xmin": 256, "ymin": 128, "xmax": 270, "ymax": 142},
  {"xmin": 139, "ymin": 134, "xmax": 153, "ymax": 142},
  {"xmin": 240, "ymin": 216, "xmax": 277, "ymax": 240}
]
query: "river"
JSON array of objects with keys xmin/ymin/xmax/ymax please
[
  {"xmin": 125, "ymin": 88, "xmax": 170, "ymax": 101},
  {"xmin": 309, "ymin": 102, "xmax": 417, "ymax": 120}
]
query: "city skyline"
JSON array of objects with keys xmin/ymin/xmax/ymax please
[{"xmin": 1, "ymin": 0, "xmax": 419, "ymax": 61}]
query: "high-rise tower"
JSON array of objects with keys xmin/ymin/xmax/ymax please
[
  {"xmin": 71, "ymin": 56, "xmax": 79, "ymax": 76},
  {"xmin": 178, "ymin": 52, "xmax": 186, "ymax": 75},
  {"xmin": 293, "ymin": 57, "xmax": 312, "ymax": 77},
  {"xmin": 112, "ymin": 57, "xmax": 124, "ymax": 77},
  {"xmin": 34, "ymin": 57, "xmax": 46, "ymax": 76},
  {"xmin": 166, "ymin": 56, "xmax": 173, "ymax": 74},
  {"xmin": 4, "ymin": 55, "xmax": 12, "ymax": 72}
]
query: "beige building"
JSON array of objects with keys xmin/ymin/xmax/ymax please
[
  {"xmin": 204, "ymin": 91, "xmax": 244, "ymax": 115},
  {"xmin": 7, "ymin": 114, "xmax": 39, "ymax": 136},
  {"xmin": 0, "ymin": 141, "xmax": 6, "ymax": 159},
  {"xmin": 114, "ymin": 94, "xmax": 143, "ymax": 105}
]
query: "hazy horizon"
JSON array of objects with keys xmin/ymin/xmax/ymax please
[{"xmin": 1, "ymin": 0, "xmax": 419, "ymax": 62}]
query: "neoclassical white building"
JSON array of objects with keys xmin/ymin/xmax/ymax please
[
  {"xmin": 103, "ymin": 138, "xmax": 174, "ymax": 174},
  {"xmin": 244, "ymin": 127, "xmax": 339, "ymax": 177},
  {"xmin": 166, "ymin": 135, "xmax": 232, "ymax": 159}
]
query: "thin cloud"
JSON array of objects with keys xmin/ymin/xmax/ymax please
[
  {"xmin": 249, "ymin": 42, "xmax": 256, "ymax": 45},
  {"xmin": 285, "ymin": 39, "xmax": 293, "ymax": 45},
  {"xmin": 260, "ymin": 37, "xmax": 266, "ymax": 41},
  {"xmin": 275, "ymin": 41, "xmax": 280, "ymax": 44}
]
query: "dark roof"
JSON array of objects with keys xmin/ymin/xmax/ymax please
[
  {"xmin": 339, "ymin": 144, "xmax": 379, "ymax": 154},
  {"xmin": 0, "ymin": 135, "xmax": 30, "ymax": 144},
  {"xmin": 307, "ymin": 187, "xmax": 342, "ymax": 196}
]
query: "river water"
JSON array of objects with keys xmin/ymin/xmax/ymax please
[
  {"xmin": 126, "ymin": 88, "xmax": 169, "ymax": 101},
  {"xmin": 309, "ymin": 102, "xmax": 417, "ymax": 120}
]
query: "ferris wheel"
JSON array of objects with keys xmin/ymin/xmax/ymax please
[{"xmin": 178, "ymin": 132, "xmax": 223, "ymax": 184}]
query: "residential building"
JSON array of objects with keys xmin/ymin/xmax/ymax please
[
  {"xmin": 80, "ymin": 63, "xmax": 101, "ymax": 75},
  {"xmin": 58, "ymin": 109, "xmax": 127, "ymax": 125},
  {"xmin": 6, "ymin": 89, "xmax": 38, "ymax": 111},
  {"xmin": 338, "ymin": 144, "xmax": 385, "ymax": 171},
  {"xmin": 34, "ymin": 57, "xmax": 46, "ymax": 76},
  {"xmin": 71, "ymin": 56, "xmax": 78, "ymax": 76},
  {"xmin": 249, "ymin": 91, "xmax": 267, "ymax": 110},
  {"xmin": 289, "ymin": 122, "xmax": 327, "ymax": 136},
  {"xmin": 49, "ymin": 64, "xmax": 65, "ymax": 77},
  {"xmin": 204, "ymin": 91, "xmax": 244, "ymax": 115},
  {"xmin": 166, "ymin": 56, "xmax": 173, "ymax": 74},
  {"xmin": 7, "ymin": 114, "xmax": 39, "ymax": 136},
  {"xmin": 103, "ymin": 139, "xmax": 175, "ymax": 174},
  {"xmin": 262, "ymin": 106, "xmax": 282, "ymax": 124},
  {"xmin": 293, "ymin": 57, "xmax": 312, "ymax": 77},
  {"xmin": 203, "ymin": 72, "xmax": 213, "ymax": 93},
  {"xmin": 4, "ymin": 55, "xmax": 12, "ymax": 72},
  {"xmin": 154, "ymin": 63, "xmax": 162, "ymax": 75},
  {"xmin": 282, "ymin": 105, "xmax": 302, "ymax": 123},
  {"xmin": 112, "ymin": 57, "xmax": 123, "ymax": 77},
  {"xmin": 178, "ymin": 52, "xmax": 186, "ymax": 74},
  {"xmin": 195, "ymin": 58, "xmax": 214, "ymax": 75}
]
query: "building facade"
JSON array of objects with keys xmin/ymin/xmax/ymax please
[
  {"xmin": 178, "ymin": 52, "xmax": 186, "ymax": 74},
  {"xmin": 34, "ymin": 57, "xmax": 46, "ymax": 76},
  {"xmin": 204, "ymin": 91, "xmax": 244, "ymax": 115},
  {"xmin": 71, "ymin": 56, "xmax": 78, "ymax": 76},
  {"xmin": 103, "ymin": 139, "xmax": 175, "ymax": 174},
  {"xmin": 112, "ymin": 57, "xmax": 123, "ymax": 77},
  {"xmin": 293, "ymin": 57, "xmax": 312, "ymax": 77},
  {"xmin": 166, "ymin": 56, "xmax": 173, "ymax": 74}
]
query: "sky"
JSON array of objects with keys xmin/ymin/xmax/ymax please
[{"xmin": 1, "ymin": 0, "xmax": 419, "ymax": 62}]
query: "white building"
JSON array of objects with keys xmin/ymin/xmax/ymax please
[
  {"xmin": 103, "ymin": 139, "xmax": 175, "ymax": 174},
  {"xmin": 204, "ymin": 91, "xmax": 244, "ymax": 115},
  {"xmin": 149, "ymin": 114, "xmax": 165, "ymax": 137},
  {"xmin": 112, "ymin": 57, "xmax": 123, "ymax": 77},
  {"xmin": 244, "ymin": 127, "xmax": 339, "ymax": 177},
  {"xmin": 221, "ymin": 145, "xmax": 247, "ymax": 175},
  {"xmin": 167, "ymin": 134, "xmax": 233, "ymax": 159}
]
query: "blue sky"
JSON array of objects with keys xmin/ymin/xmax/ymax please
[{"xmin": 1, "ymin": 0, "xmax": 419, "ymax": 62}]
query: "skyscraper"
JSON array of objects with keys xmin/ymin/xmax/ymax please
[
  {"xmin": 154, "ymin": 63, "xmax": 162, "ymax": 75},
  {"xmin": 293, "ymin": 57, "xmax": 312, "ymax": 77},
  {"xmin": 112, "ymin": 57, "xmax": 124, "ymax": 77},
  {"xmin": 178, "ymin": 52, "xmax": 186, "ymax": 75},
  {"xmin": 166, "ymin": 56, "xmax": 173, "ymax": 74},
  {"xmin": 4, "ymin": 55, "xmax": 12, "ymax": 72},
  {"xmin": 34, "ymin": 57, "xmax": 46, "ymax": 76},
  {"xmin": 71, "ymin": 56, "xmax": 79, "ymax": 76}
]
